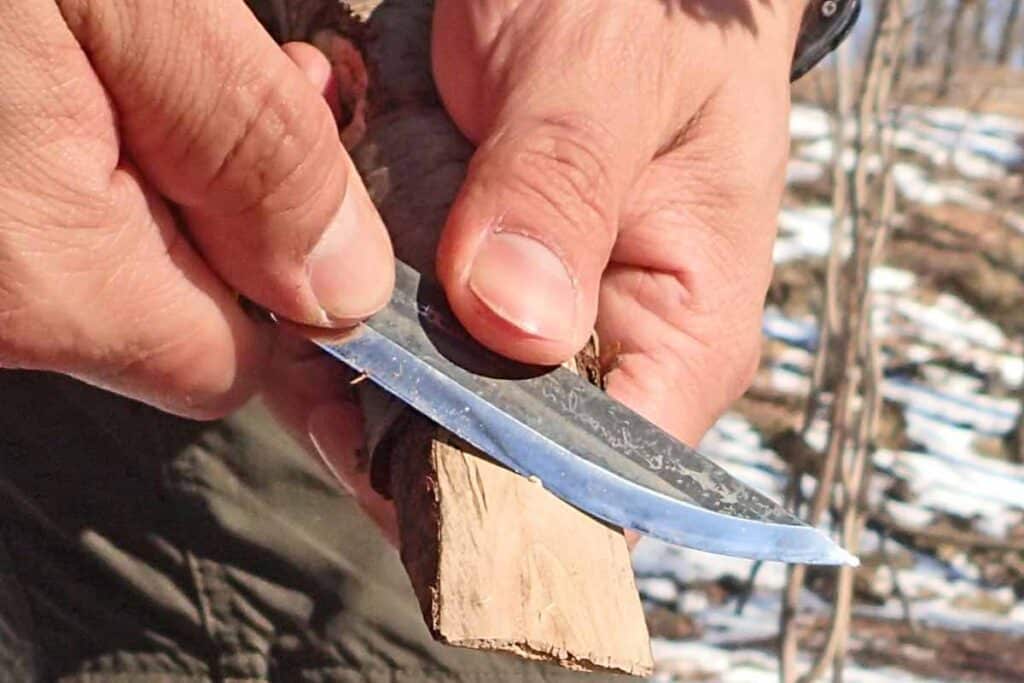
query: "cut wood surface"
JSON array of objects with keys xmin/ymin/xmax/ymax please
[
  {"xmin": 390, "ymin": 417, "xmax": 653, "ymax": 677},
  {"xmin": 384, "ymin": 345, "xmax": 651, "ymax": 675}
]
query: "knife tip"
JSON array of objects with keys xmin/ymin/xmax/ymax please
[
  {"xmin": 836, "ymin": 547, "xmax": 861, "ymax": 568},
  {"xmin": 800, "ymin": 527, "xmax": 860, "ymax": 567},
  {"xmin": 819, "ymin": 538, "xmax": 860, "ymax": 567}
]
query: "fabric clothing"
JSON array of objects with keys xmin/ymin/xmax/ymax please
[{"xmin": 0, "ymin": 371, "xmax": 633, "ymax": 682}]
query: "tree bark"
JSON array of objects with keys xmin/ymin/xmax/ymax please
[
  {"xmin": 997, "ymin": 0, "xmax": 1023, "ymax": 66},
  {"xmin": 780, "ymin": 1, "xmax": 908, "ymax": 679},
  {"xmin": 913, "ymin": 0, "xmax": 943, "ymax": 67},
  {"xmin": 970, "ymin": 0, "xmax": 989, "ymax": 63},
  {"xmin": 939, "ymin": 0, "xmax": 969, "ymax": 98}
]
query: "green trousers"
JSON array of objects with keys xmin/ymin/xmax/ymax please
[{"xmin": 0, "ymin": 371, "xmax": 633, "ymax": 682}]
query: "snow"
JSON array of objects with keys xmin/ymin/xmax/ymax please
[
  {"xmin": 905, "ymin": 106, "xmax": 1024, "ymax": 138},
  {"xmin": 893, "ymin": 162, "xmax": 948, "ymax": 204},
  {"xmin": 796, "ymin": 138, "xmax": 861, "ymax": 170},
  {"xmin": 762, "ymin": 309, "xmax": 819, "ymax": 350},
  {"xmin": 775, "ymin": 206, "xmax": 835, "ymax": 262},
  {"xmin": 764, "ymin": 364, "xmax": 812, "ymax": 395},
  {"xmin": 764, "ymin": 273, "xmax": 1024, "ymax": 536},
  {"xmin": 870, "ymin": 266, "xmax": 917, "ymax": 293},
  {"xmin": 650, "ymin": 640, "xmax": 733, "ymax": 680},
  {"xmin": 790, "ymin": 104, "xmax": 1020, "ymax": 209},
  {"xmin": 651, "ymin": 640, "xmax": 950, "ymax": 682},
  {"xmin": 895, "ymin": 106, "xmax": 1024, "ymax": 177},
  {"xmin": 632, "ymin": 535, "xmax": 790, "ymax": 592},
  {"xmin": 1000, "ymin": 354, "xmax": 1024, "ymax": 386},
  {"xmin": 638, "ymin": 577, "xmax": 679, "ymax": 605},
  {"xmin": 885, "ymin": 378, "xmax": 1017, "ymax": 435},
  {"xmin": 641, "ymin": 101, "xmax": 1024, "ymax": 682},
  {"xmin": 878, "ymin": 292, "xmax": 1007, "ymax": 351},
  {"xmin": 756, "ymin": 268, "xmax": 1024, "ymax": 630},
  {"xmin": 790, "ymin": 103, "xmax": 832, "ymax": 140},
  {"xmin": 786, "ymin": 158, "xmax": 826, "ymax": 185},
  {"xmin": 882, "ymin": 499, "xmax": 935, "ymax": 530},
  {"xmin": 676, "ymin": 589, "xmax": 708, "ymax": 615}
]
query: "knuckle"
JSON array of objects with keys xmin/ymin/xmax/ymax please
[
  {"xmin": 203, "ymin": 81, "xmax": 290, "ymax": 205},
  {"xmin": 501, "ymin": 114, "xmax": 618, "ymax": 238},
  {"xmin": 198, "ymin": 64, "xmax": 341, "ymax": 220}
]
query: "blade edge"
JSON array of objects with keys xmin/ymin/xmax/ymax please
[{"xmin": 317, "ymin": 329, "xmax": 857, "ymax": 566}]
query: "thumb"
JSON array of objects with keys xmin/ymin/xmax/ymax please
[
  {"xmin": 437, "ymin": 113, "xmax": 631, "ymax": 365},
  {"xmin": 60, "ymin": 0, "xmax": 394, "ymax": 328},
  {"xmin": 433, "ymin": 7, "xmax": 671, "ymax": 365}
]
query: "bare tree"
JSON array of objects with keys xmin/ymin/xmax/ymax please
[
  {"xmin": 939, "ymin": 0, "xmax": 970, "ymax": 97},
  {"xmin": 970, "ymin": 0, "xmax": 990, "ymax": 63},
  {"xmin": 913, "ymin": 0, "xmax": 944, "ymax": 67},
  {"xmin": 778, "ymin": 1, "xmax": 911, "ymax": 681},
  {"xmin": 997, "ymin": 0, "xmax": 1023, "ymax": 65}
]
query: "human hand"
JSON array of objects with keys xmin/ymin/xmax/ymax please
[
  {"xmin": 301, "ymin": 0, "xmax": 806, "ymax": 541},
  {"xmin": 0, "ymin": 1, "xmax": 393, "ymax": 418},
  {"xmin": 431, "ymin": 0, "xmax": 805, "ymax": 445}
]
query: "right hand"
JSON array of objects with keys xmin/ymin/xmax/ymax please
[{"xmin": 0, "ymin": 1, "xmax": 394, "ymax": 419}]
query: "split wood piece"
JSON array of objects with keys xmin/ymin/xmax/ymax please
[{"xmin": 387, "ymin": 357, "xmax": 653, "ymax": 677}]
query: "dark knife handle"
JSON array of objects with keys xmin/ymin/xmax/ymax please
[{"xmin": 792, "ymin": 0, "xmax": 861, "ymax": 81}]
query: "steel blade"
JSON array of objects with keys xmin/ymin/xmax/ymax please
[{"xmin": 316, "ymin": 260, "xmax": 856, "ymax": 566}]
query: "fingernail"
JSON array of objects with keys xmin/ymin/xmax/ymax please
[
  {"xmin": 283, "ymin": 42, "xmax": 332, "ymax": 92},
  {"xmin": 467, "ymin": 231, "xmax": 576, "ymax": 341},
  {"xmin": 308, "ymin": 177, "xmax": 394, "ymax": 326},
  {"xmin": 307, "ymin": 402, "xmax": 362, "ymax": 496}
]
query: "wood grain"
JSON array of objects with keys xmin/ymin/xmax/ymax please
[
  {"xmin": 386, "ymin": 352, "xmax": 652, "ymax": 676},
  {"xmin": 390, "ymin": 419, "xmax": 653, "ymax": 677}
]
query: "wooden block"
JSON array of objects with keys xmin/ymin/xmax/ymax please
[{"xmin": 389, "ymin": 417, "xmax": 653, "ymax": 677}]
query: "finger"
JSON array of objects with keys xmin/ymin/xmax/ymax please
[
  {"xmin": 433, "ymin": 1, "xmax": 695, "ymax": 365},
  {"xmin": 281, "ymin": 40, "xmax": 358, "ymax": 141},
  {"xmin": 308, "ymin": 402, "xmax": 400, "ymax": 547},
  {"xmin": 599, "ymin": 79, "xmax": 790, "ymax": 446},
  {"xmin": 59, "ymin": 0, "xmax": 394, "ymax": 327},
  {"xmin": 281, "ymin": 41, "xmax": 333, "ymax": 93},
  {"xmin": 260, "ymin": 334, "xmax": 399, "ymax": 546},
  {"xmin": 0, "ymin": 2, "xmax": 270, "ymax": 418}
]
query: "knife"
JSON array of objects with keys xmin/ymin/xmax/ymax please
[{"xmin": 315, "ymin": 259, "xmax": 857, "ymax": 566}]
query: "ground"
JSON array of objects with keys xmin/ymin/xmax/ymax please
[{"xmin": 634, "ymin": 66, "xmax": 1024, "ymax": 681}]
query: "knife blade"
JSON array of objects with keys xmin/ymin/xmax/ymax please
[{"xmin": 315, "ymin": 259, "xmax": 857, "ymax": 566}]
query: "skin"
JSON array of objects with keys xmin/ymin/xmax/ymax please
[
  {"xmin": 0, "ymin": 1, "xmax": 394, "ymax": 418},
  {"xmin": 0, "ymin": 0, "xmax": 807, "ymax": 542}
]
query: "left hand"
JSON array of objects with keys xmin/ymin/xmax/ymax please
[
  {"xmin": 430, "ymin": 0, "xmax": 805, "ymax": 444},
  {"xmin": 271, "ymin": 0, "xmax": 808, "ymax": 541}
]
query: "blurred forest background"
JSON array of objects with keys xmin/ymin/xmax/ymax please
[{"xmin": 636, "ymin": 1, "xmax": 1024, "ymax": 681}]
